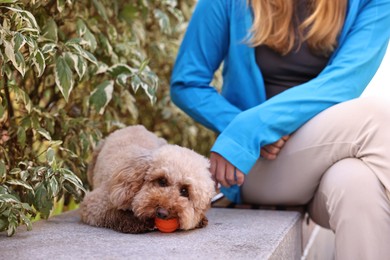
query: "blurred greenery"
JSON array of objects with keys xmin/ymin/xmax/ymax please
[{"xmin": 0, "ymin": 0, "xmax": 216, "ymax": 236}]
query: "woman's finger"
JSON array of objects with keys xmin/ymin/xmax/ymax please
[
  {"xmin": 213, "ymin": 154, "xmax": 230, "ymax": 187},
  {"xmin": 260, "ymin": 148, "xmax": 277, "ymax": 160},
  {"xmin": 263, "ymin": 144, "xmax": 281, "ymax": 154},
  {"xmin": 209, "ymin": 152, "xmax": 218, "ymax": 181},
  {"xmin": 225, "ymin": 163, "xmax": 236, "ymax": 186},
  {"xmin": 235, "ymin": 169, "xmax": 245, "ymax": 186}
]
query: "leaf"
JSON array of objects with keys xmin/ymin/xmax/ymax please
[
  {"xmin": 20, "ymin": 213, "xmax": 32, "ymax": 231},
  {"xmin": 14, "ymin": 33, "xmax": 26, "ymax": 51},
  {"xmin": 46, "ymin": 147, "xmax": 55, "ymax": 166},
  {"xmin": 0, "ymin": 218, "xmax": 8, "ymax": 232},
  {"xmin": 4, "ymin": 40, "xmax": 26, "ymax": 77},
  {"xmin": 61, "ymin": 169, "xmax": 86, "ymax": 192},
  {"xmin": 109, "ymin": 64, "xmax": 136, "ymax": 87},
  {"xmin": 17, "ymin": 127, "xmax": 26, "ymax": 148},
  {"xmin": 14, "ymin": 51, "xmax": 26, "ymax": 77},
  {"xmin": 131, "ymin": 74, "xmax": 152, "ymax": 94},
  {"xmin": 41, "ymin": 43, "xmax": 57, "ymax": 54},
  {"xmin": 6, "ymin": 180, "xmax": 33, "ymax": 190},
  {"xmin": 49, "ymin": 140, "xmax": 63, "ymax": 147},
  {"xmin": 138, "ymin": 59, "xmax": 149, "ymax": 73},
  {"xmin": 10, "ymin": 85, "xmax": 33, "ymax": 113},
  {"xmin": 154, "ymin": 9, "xmax": 171, "ymax": 35},
  {"xmin": 98, "ymin": 34, "xmax": 113, "ymax": 56},
  {"xmin": 167, "ymin": 6, "xmax": 184, "ymax": 24},
  {"xmin": 42, "ymin": 19, "xmax": 58, "ymax": 43},
  {"xmin": 64, "ymin": 52, "xmax": 86, "ymax": 79},
  {"xmin": 123, "ymin": 90, "xmax": 138, "ymax": 119},
  {"xmin": 0, "ymin": 160, "xmax": 6, "ymax": 180},
  {"xmin": 131, "ymin": 71, "xmax": 158, "ymax": 104},
  {"xmin": 54, "ymin": 55, "xmax": 74, "ymax": 102},
  {"xmin": 7, "ymin": 221, "xmax": 16, "ymax": 236},
  {"xmin": 76, "ymin": 19, "xmax": 97, "ymax": 52},
  {"xmin": 108, "ymin": 63, "xmax": 135, "ymax": 77},
  {"xmin": 5, "ymin": 7, "xmax": 39, "ymax": 30},
  {"xmin": 33, "ymin": 49, "xmax": 46, "ymax": 77},
  {"xmin": 34, "ymin": 183, "xmax": 53, "ymax": 219},
  {"xmin": 0, "ymin": 104, "xmax": 4, "ymax": 119},
  {"xmin": 89, "ymin": 80, "xmax": 114, "ymax": 114},
  {"xmin": 49, "ymin": 177, "xmax": 59, "ymax": 197},
  {"xmin": 0, "ymin": 194, "xmax": 20, "ymax": 204},
  {"xmin": 92, "ymin": 0, "xmax": 109, "ymax": 22},
  {"xmin": 95, "ymin": 62, "xmax": 108, "ymax": 75},
  {"xmin": 65, "ymin": 42, "xmax": 98, "ymax": 65},
  {"xmin": 37, "ymin": 128, "xmax": 51, "ymax": 141},
  {"xmin": 57, "ymin": 0, "xmax": 65, "ymax": 13},
  {"xmin": 0, "ymin": 0, "xmax": 17, "ymax": 3}
]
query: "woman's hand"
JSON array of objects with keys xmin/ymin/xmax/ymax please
[
  {"xmin": 210, "ymin": 152, "xmax": 245, "ymax": 188},
  {"xmin": 260, "ymin": 135, "xmax": 290, "ymax": 160},
  {"xmin": 209, "ymin": 135, "xmax": 289, "ymax": 187}
]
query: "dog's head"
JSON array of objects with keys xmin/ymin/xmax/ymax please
[{"xmin": 109, "ymin": 144, "xmax": 216, "ymax": 231}]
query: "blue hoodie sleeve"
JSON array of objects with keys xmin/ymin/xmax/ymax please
[
  {"xmin": 170, "ymin": 0, "xmax": 242, "ymax": 133},
  {"xmin": 212, "ymin": 0, "xmax": 390, "ymax": 174}
]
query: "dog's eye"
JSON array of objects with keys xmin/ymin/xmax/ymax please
[
  {"xmin": 180, "ymin": 187, "xmax": 189, "ymax": 198},
  {"xmin": 157, "ymin": 177, "xmax": 168, "ymax": 187}
]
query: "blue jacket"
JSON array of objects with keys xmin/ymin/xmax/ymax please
[{"xmin": 170, "ymin": 0, "xmax": 390, "ymax": 203}]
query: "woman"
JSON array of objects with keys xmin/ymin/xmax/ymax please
[{"xmin": 170, "ymin": 0, "xmax": 390, "ymax": 258}]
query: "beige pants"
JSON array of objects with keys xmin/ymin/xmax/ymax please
[{"xmin": 241, "ymin": 97, "xmax": 390, "ymax": 260}]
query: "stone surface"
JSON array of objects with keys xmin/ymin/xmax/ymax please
[{"xmin": 1, "ymin": 208, "xmax": 302, "ymax": 260}]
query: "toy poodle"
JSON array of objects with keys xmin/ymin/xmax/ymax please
[{"xmin": 80, "ymin": 125, "xmax": 216, "ymax": 233}]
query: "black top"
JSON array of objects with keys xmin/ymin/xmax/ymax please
[{"xmin": 255, "ymin": 0, "xmax": 330, "ymax": 99}]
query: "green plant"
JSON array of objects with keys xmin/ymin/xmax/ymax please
[{"xmin": 1, "ymin": 0, "xmax": 214, "ymax": 237}]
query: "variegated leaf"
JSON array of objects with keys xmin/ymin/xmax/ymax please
[
  {"xmin": 46, "ymin": 147, "xmax": 55, "ymax": 166},
  {"xmin": 57, "ymin": 0, "xmax": 65, "ymax": 13},
  {"xmin": 54, "ymin": 55, "xmax": 74, "ymax": 102},
  {"xmin": 6, "ymin": 180, "xmax": 33, "ymax": 190},
  {"xmin": 42, "ymin": 19, "xmax": 58, "ymax": 43},
  {"xmin": 4, "ymin": 40, "xmax": 25, "ymax": 77},
  {"xmin": 6, "ymin": 7, "xmax": 39, "ymax": 30},
  {"xmin": 108, "ymin": 63, "xmax": 136, "ymax": 77},
  {"xmin": 65, "ymin": 42, "xmax": 98, "ymax": 65},
  {"xmin": 76, "ymin": 19, "xmax": 97, "ymax": 51},
  {"xmin": 41, "ymin": 43, "xmax": 57, "ymax": 55},
  {"xmin": 14, "ymin": 33, "xmax": 26, "ymax": 51},
  {"xmin": 89, "ymin": 80, "xmax": 114, "ymax": 114},
  {"xmin": 154, "ymin": 9, "xmax": 171, "ymax": 35},
  {"xmin": 11, "ymin": 85, "xmax": 33, "ymax": 113},
  {"xmin": 0, "ymin": 0, "xmax": 17, "ymax": 3},
  {"xmin": 37, "ymin": 128, "xmax": 52, "ymax": 141},
  {"xmin": 33, "ymin": 49, "xmax": 45, "ymax": 77},
  {"xmin": 92, "ymin": 0, "xmax": 108, "ymax": 22},
  {"xmin": 64, "ymin": 52, "xmax": 86, "ymax": 79}
]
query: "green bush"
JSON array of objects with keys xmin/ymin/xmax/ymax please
[{"xmin": 0, "ymin": 0, "xmax": 215, "ymax": 236}]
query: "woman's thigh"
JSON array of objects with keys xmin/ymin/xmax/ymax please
[{"xmin": 241, "ymin": 97, "xmax": 390, "ymax": 205}]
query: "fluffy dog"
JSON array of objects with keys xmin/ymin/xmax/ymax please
[{"xmin": 80, "ymin": 125, "xmax": 216, "ymax": 233}]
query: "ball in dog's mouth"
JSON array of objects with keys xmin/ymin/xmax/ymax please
[{"xmin": 154, "ymin": 217, "xmax": 179, "ymax": 233}]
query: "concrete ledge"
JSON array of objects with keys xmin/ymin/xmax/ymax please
[{"xmin": 1, "ymin": 208, "xmax": 302, "ymax": 260}]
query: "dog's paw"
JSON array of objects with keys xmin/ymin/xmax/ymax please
[
  {"xmin": 103, "ymin": 209, "xmax": 154, "ymax": 233},
  {"xmin": 196, "ymin": 216, "xmax": 208, "ymax": 229}
]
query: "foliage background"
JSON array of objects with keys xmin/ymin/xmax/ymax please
[{"xmin": 0, "ymin": 0, "xmax": 216, "ymax": 236}]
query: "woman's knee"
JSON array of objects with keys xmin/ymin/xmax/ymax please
[{"xmin": 318, "ymin": 159, "xmax": 389, "ymax": 222}]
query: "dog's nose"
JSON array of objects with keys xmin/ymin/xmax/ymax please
[{"xmin": 156, "ymin": 207, "xmax": 169, "ymax": 219}]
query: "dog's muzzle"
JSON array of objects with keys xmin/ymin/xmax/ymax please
[{"xmin": 156, "ymin": 207, "xmax": 170, "ymax": 219}]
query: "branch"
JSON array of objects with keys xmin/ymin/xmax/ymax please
[{"xmin": 3, "ymin": 74, "xmax": 14, "ymax": 119}]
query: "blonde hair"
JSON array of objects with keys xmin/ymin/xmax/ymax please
[{"xmin": 249, "ymin": 0, "xmax": 347, "ymax": 55}]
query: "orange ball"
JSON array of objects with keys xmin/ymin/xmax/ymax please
[{"xmin": 155, "ymin": 218, "xmax": 179, "ymax": 233}]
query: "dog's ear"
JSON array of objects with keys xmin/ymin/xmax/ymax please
[{"xmin": 109, "ymin": 153, "xmax": 151, "ymax": 210}]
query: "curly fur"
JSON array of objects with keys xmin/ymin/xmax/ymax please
[{"xmin": 80, "ymin": 125, "xmax": 216, "ymax": 233}]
